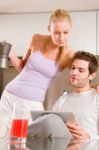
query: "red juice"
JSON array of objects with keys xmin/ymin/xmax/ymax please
[{"xmin": 10, "ymin": 119, "xmax": 28, "ymax": 138}]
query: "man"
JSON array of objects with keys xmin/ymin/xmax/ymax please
[
  {"xmin": 52, "ymin": 51, "xmax": 99, "ymax": 140},
  {"xmin": 28, "ymin": 51, "xmax": 99, "ymax": 140}
]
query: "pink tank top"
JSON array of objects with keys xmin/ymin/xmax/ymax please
[{"xmin": 5, "ymin": 51, "xmax": 60, "ymax": 102}]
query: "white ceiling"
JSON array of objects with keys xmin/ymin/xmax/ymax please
[{"xmin": 0, "ymin": 0, "xmax": 99, "ymax": 13}]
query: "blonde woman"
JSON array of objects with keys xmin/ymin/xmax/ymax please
[{"xmin": 0, "ymin": 8, "xmax": 74, "ymax": 113}]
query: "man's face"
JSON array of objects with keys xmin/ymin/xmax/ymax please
[{"xmin": 69, "ymin": 59, "xmax": 93, "ymax": 88}]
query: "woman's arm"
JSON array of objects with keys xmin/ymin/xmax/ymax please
[
  {"xmin": 8, "ymin": 34, "xmax": 38, "ymax": 72},
  {"xmin": 8, "ymin": 34, "xmax": 44, "ymax": 72},
  {"xmin": 8, "ymin": 48, "xmax": 31, "ymax": 72}
]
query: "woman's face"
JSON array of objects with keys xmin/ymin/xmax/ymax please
[{"xmin": 48, "ymin": 19, "xmax": 71, "ymax": 47}]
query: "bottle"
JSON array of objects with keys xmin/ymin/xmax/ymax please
[{"xmin": 0, "ymin": 41, "xmax": 12, "ymax": 68}]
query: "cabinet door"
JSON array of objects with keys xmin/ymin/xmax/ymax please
[{"xmin": 68, "ymin": 11, "xmax": 96, "ymax": 54}]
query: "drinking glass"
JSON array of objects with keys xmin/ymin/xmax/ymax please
[
  {"xmin": 8, "ymin": 143, "xmax": 26, "ymax": 150},
  {"xmin": 9, "ymin": 103, "xmax": 29, "ymax": 144},
  {"xmin": 0, "ymin": 113, "xmax": 9, "ymax": 138}
]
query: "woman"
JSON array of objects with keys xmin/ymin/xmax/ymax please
[{"xmin": 0, "ymin": 8, "xmax": 74, "ymax": 113}]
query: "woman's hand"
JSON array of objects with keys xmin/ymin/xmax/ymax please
[
  {"xmin": 66, "ymin": 123, "xmax": 90, "ymax": 140},
  {"xmin": 96, "ymin": 85, "xmax": 99, "ymax": 93},
  {"xmin": 91, "ymin": 84, "xmax": 99, "ymax": 93}
]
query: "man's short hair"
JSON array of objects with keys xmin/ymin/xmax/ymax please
[{"xmin": 72, "ymin": 51, "xmax": 98, "ymax": 74}]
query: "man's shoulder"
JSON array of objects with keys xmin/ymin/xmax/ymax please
[
  {"xmin": 52, "ymin": 92, "xmax": 69, "ymax": 110},
  {"xmin": 59, "ymin": 91, "xmax": 71, "ymax": 103}
]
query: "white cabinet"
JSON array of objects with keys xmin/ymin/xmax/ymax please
[{"xmin": 68, "ymin": 11, "xmax": 96, "ymax": 54}]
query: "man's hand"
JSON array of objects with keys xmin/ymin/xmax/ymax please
[
  {"xmin": 66, "ymin": 139, "xmax": 86, "ymax": 150},
  {"xmin": 66, "ymin": 123, "xmax": 90, "ymax": 140}
]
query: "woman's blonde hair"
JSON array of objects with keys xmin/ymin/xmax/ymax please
[
  {"xmin": 49, "ymin": 8, "xmax": 71, "ymax": 25},
  {"xmin": 49, "ymin": 9, "xmax": 72, "ymax": 69}
]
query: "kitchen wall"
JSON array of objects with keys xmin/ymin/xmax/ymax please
[
  {"xmin": 0, "ymin": 10, "xmax": 99, "ymax": 97},
  {"xmin": 0, "ymin": 11, "xmax": 99, "ymax": 55}
]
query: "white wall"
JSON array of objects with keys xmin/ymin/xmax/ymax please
[
  {"xmin": 0, "ymin": 11, "xmax": 98, "ymax": 56},
  {"xmin": 0, "ymin": 13, "xmax": 50, "ymax": 56},
  {"xmin": 97, "ymin": 11, "xmax": 99, "ymax": 55},
  {"xmin": 69, "ymin": 11, "xmax": 96, "ymax": 54}
]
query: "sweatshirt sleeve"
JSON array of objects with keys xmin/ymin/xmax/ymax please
[{"xmin": 52, "ymin": 92, "xmax": 68, "ymax": 111}]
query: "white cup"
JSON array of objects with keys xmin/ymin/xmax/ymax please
[{"xmin": 0, "ymin": 113, "xmax": 9, "ymax": 138}]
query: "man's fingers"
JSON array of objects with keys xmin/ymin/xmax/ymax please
[
  {"xmin": 66, "ymin": 122, "xmax": 89, "ymax": 139},
  {"xmin": 72, "ymin": 133, "xmax": 81, "ymax": 139},
  {"xmin": 69, "ymin": 128, "xmax": 83, "ymax": 136}
]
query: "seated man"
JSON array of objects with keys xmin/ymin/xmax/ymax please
[{"xmin": 28, "ymin": 51, "xmax": 99, "ymax": 140}]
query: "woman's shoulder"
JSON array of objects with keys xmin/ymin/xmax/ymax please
[
  {"xmin": 30, "ymin": 34, "xmax": 48, "ymax": 50},
  {"xmin": 68, "ymin": 49, "xmax": 75, "ymax": 57},
  {"xmin": 32, "ymin": 34, "xmax": 48, "ymax": 41},
  {"xmin": 66, "ymin": 47, "xmax": 75, "ymax": 59},
  {"xmin": 62, "ymin": 48, "xmax": 75, "ymax": 69}
]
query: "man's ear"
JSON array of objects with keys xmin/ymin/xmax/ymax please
[
  {"xmin": 89, "ymin": 72, "xmax": 96, "ymax": 81},
  {"xmin": 48, "ymin": 25, "xmax": 50, "ymax": 32}
]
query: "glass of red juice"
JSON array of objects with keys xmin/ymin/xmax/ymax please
[{"xmin": 9, "ymin": 103, "xmax": 29, "ymax": 144}]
